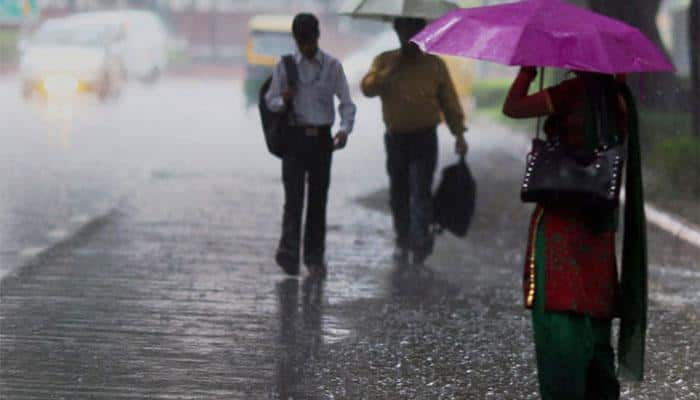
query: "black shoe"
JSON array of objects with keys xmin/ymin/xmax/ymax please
[
  {"xmin": 412, "ymin": 236, "xmax": 434, "ymax": 266},
  {"xmin": 276, "ymin": 249, "xmax": 299, "ymax": 276},
  {"xmin": 306, "ymin": 262, "xmax": 327, "ymax": 279},
  {"xmin": 392, "ymin": 247, "xmax": 409, "ymax": 265},
  {"xmin": 412, "ymin": 248, "xmax": 431, "ymax": 266}
]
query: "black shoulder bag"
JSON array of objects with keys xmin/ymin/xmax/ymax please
[
  {"xmin": 258, "ymin": 55, "xmax": 298, "ymax": 158},
  {"xmin": 520, "ymin": 70, "xmax": 625, "ymax": 210}
]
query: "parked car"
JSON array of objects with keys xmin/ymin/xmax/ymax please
[
  {"xmin": 63, "ymin": 10, "xmax": 169, "ymax": 83},
  {"xmin": 20, "ymin": 17, "xmax": 125, "ymax": 100}
]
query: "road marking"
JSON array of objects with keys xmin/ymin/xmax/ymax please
[
  {"xmin": 19, "ymin": 246, "xmax": 46, "ymax": 258},
  {"xmin": 47, "ymin": 229, "xmax": 68, "ymax": 240},
  {"xmin": 70, "ymin": 214, "xmax": 90, "ymax": 224},
  {"xmin": 645, "ymin": 203, "xmax": 700, "ymax": 248}
]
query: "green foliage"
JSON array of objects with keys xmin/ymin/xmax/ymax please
[
  {"xmin": 638, "ymin": 110, "xmax": 692, "ymax": 152},
  {"xmin": 652, "ymin": 133, "xmax": 700, "ymax": 195},
  {"xmin": 473, "ymin": 77, "xmax": 549, "ymax": 132},
  {"xmin": 473, "ymin": 78, "xmax": 511, "ymax": 109},
  {"xmin": 473, "ymin": 71, "xmax": 563, "ymax": 109}
]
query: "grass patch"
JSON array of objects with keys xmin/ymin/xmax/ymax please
[
  {"xmin": 473, "ymin": 77, "xmax": 545, "ymax": 134},
  {"xmin": 638, "ymin": 110, "xmax": 693, "ymax": 151},
  {"xmin": 647, "ymin": 133, "xmax": 700, "ymax": 196},
  {"xmin": 473, "ymin": 78, "xmax": 511, "ymax": 109},
  {"xmin": 638, "ymin": 111, "xmax": 699, "ymax": 205},
  {"xmin": 479, "ymin": 106, "xmax": 537, "ymax": 133}
]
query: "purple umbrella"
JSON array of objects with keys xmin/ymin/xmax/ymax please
[{"xmin": 411, "ymin": 0, "xmax": 674, "ymax": 73}]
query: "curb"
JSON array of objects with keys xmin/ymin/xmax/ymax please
[{"xmin": 0, "ymin": 204, "xmax": 120, "ymax": 282}]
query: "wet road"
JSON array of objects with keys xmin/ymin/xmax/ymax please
[
  {"xmin": 1, "ymin": 75, "xmax": 699, "ymax": 399},
  {"xmin": 0, "ymin": 75, "xmax": 270, "ymax": 278}
]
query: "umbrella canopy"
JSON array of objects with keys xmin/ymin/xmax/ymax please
[
  {"xmin": 339, "ymin": 0, "xmax": 458, "ymax": 21},
  {"xmin": 411, "ymin": 0, "xmax": 675, "ymax": 73}
]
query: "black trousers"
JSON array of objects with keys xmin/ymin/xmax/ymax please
[
  {"xmin": 279, "ymin": 127, "xmax": 333, "ymax": 266},
  {"xmin": 385, "ymin": 128, "xmax": 438, "ymax": 254}
]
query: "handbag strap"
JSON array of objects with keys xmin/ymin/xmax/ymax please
[
  {"xmin": 535, "ymin": 67, "xmax": 545, "ymax": 140},
  {"xmin": 584, "ymin": 76, "xmax": 622, "ymax": 150}
]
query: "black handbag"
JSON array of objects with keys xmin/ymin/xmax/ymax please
[
  {"xmin": 520, "ymin": 76, "xmax": 625, "ymax": 209},
  {"xmin": 433, "ymin": 155, "xmax": 477, "ymax": 237},
  {"xmin": 521, "ymin": 138, "xmax": 624, "ymax": 209}
]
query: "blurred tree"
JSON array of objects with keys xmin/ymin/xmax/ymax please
[
  {"xmin": 690, "ymin": 0, "xmax": 699, "ymax": 138},
  {"xmin": 587, "ymin": 1, "xmax": 664, "ymax": 50},
  {"xmin": 587, "ymin": 0, "xmax": 681, "ymax": 110}
]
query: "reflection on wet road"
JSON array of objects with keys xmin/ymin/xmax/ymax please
[{"xmin": 275, "ymin": 277, "xmax": 324, "ymax": 398}]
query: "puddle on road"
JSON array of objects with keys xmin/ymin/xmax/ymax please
[
  {"xmin": 649, "ymin": 264, "xmax": 700, "ymax": 308},
  {"xmin": 322, "ymin": 315, "xmax": 354, "ymax": 344},
  {"xmin": 651, "ymin": 292, "xmax": 700, "ymax": 307}
]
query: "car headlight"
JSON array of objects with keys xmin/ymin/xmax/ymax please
[{"xmin": 42, "ymin": 75, "xmax": 80, "ymax": 95}]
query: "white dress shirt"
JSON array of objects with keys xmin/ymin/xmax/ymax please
[{"xmin": 265, "ymin": 50, "xmax": 356, "ymax": 134}]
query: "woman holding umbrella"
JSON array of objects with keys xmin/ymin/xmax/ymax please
[
  {"xmin": 503, "ymin": 67, "xmax": 636, "ymax": 400},
  {"xmin": 410, "ymin": 0, "xmax": 672, "ymax": 397}
]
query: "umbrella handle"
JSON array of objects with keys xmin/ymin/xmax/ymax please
[{"xmin": 535, "ymin": 67, "xmax": 545, "ymax": 140}]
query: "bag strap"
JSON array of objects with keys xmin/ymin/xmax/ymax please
[
  {"xmin": 282, "ymin": 55, "xmax": 298, "ymax": 90},
  {"xmin": 535, "ymin": 67, "xmax": 545, "ymax": 140},
  {"xmin": 281, "ymin": 55, "xmax": 298, "ymax": 124},
  {"xmin": 584, "ymin": 76, "xmax": 622, "ymax": 150}
]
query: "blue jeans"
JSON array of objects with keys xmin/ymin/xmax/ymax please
[{"xmin": 385, "ymin": 128, "xmax": 438, "ymax": 256}]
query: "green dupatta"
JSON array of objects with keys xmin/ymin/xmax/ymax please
[
  {"xmin": 583, "ymin": 79, "xmax": 648, "ymax": 381},
  {"xmin": 617, "ymin": 84, "xmax": 648, "ymax": 381}
]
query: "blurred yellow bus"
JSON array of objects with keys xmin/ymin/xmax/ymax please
[
  {"xmin": 245, "ymin": 15, "xmax": 296, "ymax": 81},
  {"xmin": 244, "ymin": 15, "xmax": 295, "ymax": 106}
]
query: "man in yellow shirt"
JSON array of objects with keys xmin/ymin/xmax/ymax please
[{"xmin": 361, "ymin": 17, "xmax": 468, "ymax": 265}]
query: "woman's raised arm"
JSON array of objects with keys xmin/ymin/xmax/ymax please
[{"xmin": 502, "ymin": 67, "xmax": 554, "ymax": 119}]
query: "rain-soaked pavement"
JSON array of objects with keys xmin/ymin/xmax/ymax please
[{"xmin": 1, "ymin": 74, "xmax": 699, "ymax": 399}]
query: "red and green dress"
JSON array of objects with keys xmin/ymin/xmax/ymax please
[{"xmin": 510, "ymin": 72, "xmax": 648, "ymax": 399}]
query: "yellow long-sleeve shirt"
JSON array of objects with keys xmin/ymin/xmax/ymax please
[{"xmin": 361, "ymin": 49, "xmax": 466, "ymax": 136}]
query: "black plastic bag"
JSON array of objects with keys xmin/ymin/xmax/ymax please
[{"xmin": 433, "ymin": 155, "xmax": 477, "ymax": 237}]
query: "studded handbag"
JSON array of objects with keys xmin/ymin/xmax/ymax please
[
  {"xmin": 520, "ymin": 74, "xmax": 625, "ymax": 210},
  {"xmin": 520, "ymin": 138, "xmax": 624, "ymax": 209}
]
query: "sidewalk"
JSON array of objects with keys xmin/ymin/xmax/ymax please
[
  {"xmin": 0, "ymin": 167, "xmax": 393, "ymax": 398},
  {"xmin": 2, "ymin": 113, "xmax": 699, "ymax": 399}
]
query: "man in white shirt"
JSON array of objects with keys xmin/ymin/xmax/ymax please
[{"xmin": 265, "ymin": 13, "xmax": 356, "ymax": 278}]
